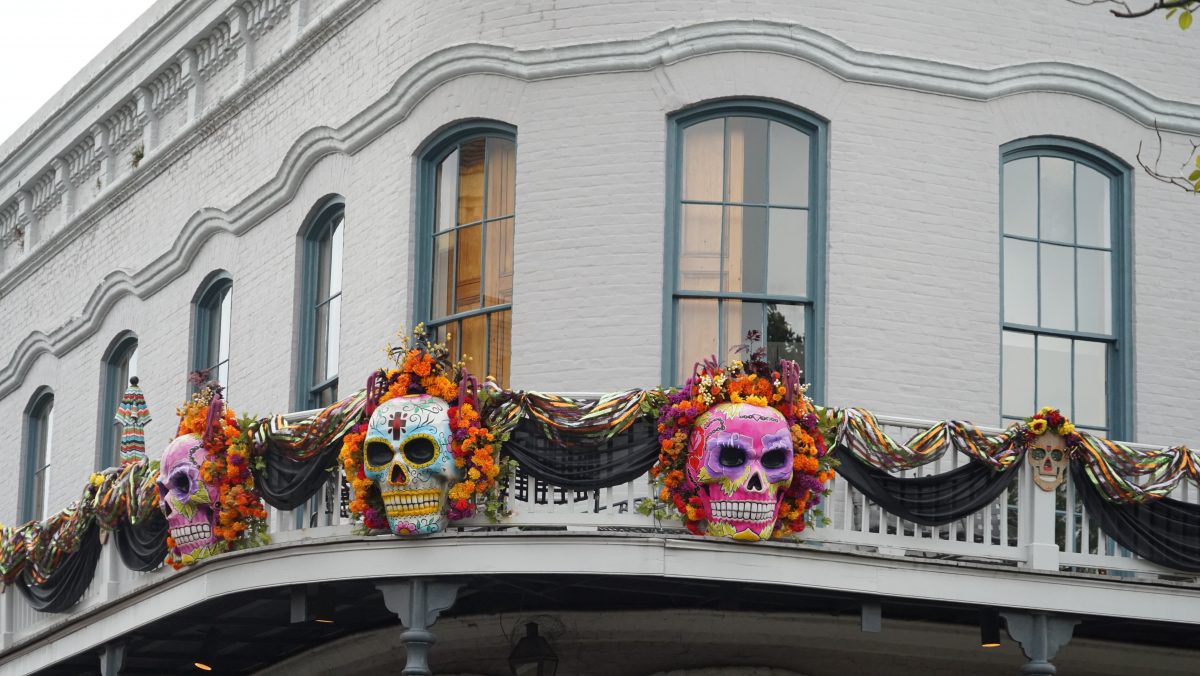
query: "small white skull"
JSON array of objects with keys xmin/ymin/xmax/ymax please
[
  {"xmin": 1030, "ymin": 433, "xmax": 1068, "ymax": 492},
  {"xmin": 363, "ymin": 395, "xmax": 459, "ymax": 535}
]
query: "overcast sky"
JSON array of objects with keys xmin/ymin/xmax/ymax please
[{"xmin": 0, "ymin": 1, "xmax": 158, "ymax": 147}]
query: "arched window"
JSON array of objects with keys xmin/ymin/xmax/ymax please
[
  {"xmin": 416, "ymin": 121, "xmax": 516, "ymax": 386},
  {"xmin": 99, "ymin": 332, "xmax": 139, "ymax": 468},
  {"xmin": 1000, "ymin": 138, "xmax": 1131, "ymax": 438},
  {"xmin": 23, "ymin": 390, "xmax": 54, "ymax": 522},
  {"xmin": 665, "ymin": 100, "xmax": 827, "ymax": 395},
  {"xmin": 193, "ymin": 273, "xmax": 233, "ymax": 394},
  {"xmin": 298, "ymin": 199, "xmax": 345, "ymax": 409}
]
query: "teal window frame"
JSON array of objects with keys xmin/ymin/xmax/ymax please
[
  {"xmin": 191, "ymin": 272, "xmax": 233, "ymax": 394},
  {"xmin": 296, "ymin": 197, "xmax": 346, "ymax": 410},
  {"xmin": 98, "ymin": 332, "xmax": 138, "ymax": 469},
  {"xmin": 22, "ymin": 388, "xmax": 54, "ymax": 522},
  {"xmin": 413, "ymin": 119, "xmax": 517, "ymax": 381},
  {"xmin": 999, "ymin": 136, "xmax": 1133, "ymax": 439},
  {"xmin": 662, "ymin": 99, "xmax": 827, "ymax": 399}
]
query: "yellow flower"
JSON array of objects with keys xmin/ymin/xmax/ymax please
[
  {"xmin": 1060, "ymin": 421, "xmax": 1076, "ymax": 435},
  {"xmin": 1028, "ymin": 419, "xmax": 1048, "ymax": 435}
]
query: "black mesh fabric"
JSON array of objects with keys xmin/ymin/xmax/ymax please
[
  {"xmin": 254, "ymin": 441, "xmax": 341, "ymax": 511},
  {"xmin": 502, "ymin": 417, "xmax": 659, "ymax": 489},
  {"xmin": 114, "ymin": 511, "xmax": 168, "ymax": 572},
  {"xmin": 18, "ymin": 525, "xmax": 103, "ymax": 613}
]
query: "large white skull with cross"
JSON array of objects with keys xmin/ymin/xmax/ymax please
[{"xmin": 363, "ymin": 395, "xmax": 459, "ymax": 535}]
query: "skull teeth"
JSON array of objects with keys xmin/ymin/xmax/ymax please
[
  {"xmin": 381, "ymin": 490, "xmax": 442, "ymax": 517},
  {"xmin": 709, "ymin": 500, "xmax": 775, "ymax": 524},
  {"xmin": 169, "ymin": 523, "xmax": 213, "ymax": 546}
]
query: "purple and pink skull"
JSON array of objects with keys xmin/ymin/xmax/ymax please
[
  {"xmin": 686, "ymin": 403, "xmax": 794, "ymax": 541},
  {"xmin": 157, "ymin": 434, "xmax": 224, "ymax": 564}
]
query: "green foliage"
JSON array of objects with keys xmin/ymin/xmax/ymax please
[{"xmin": 1165, "ymin": 2, "xmax": 1199, "ymax": 28}]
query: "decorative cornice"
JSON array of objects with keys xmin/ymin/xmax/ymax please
[{"xmin": 3, "ymin": 17, "xmax": 1200, "ymax": 398}]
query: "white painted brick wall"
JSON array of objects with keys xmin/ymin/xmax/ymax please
[{"xmin": 0, "ymin": 0, "xmax": 1198, "ymax": 523}]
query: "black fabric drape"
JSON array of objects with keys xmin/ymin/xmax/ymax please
[
  {"xmin": 253, "ymin": 441, "xmax": 341, "ymax": 510},
  {"xmin": 503, "ymin": 417, "xmax": 659, "ymax": 489},
  {"xmin": 831, "ymin": 447, "xmax": 1022, "ymax": 527},
  {"xmin": 114, "ymin": 510, "xmax": 167, "ymax": 572},
  {"xmin": 17, "ymin": 525, "xmax": 103, "ymax": 613},
  {"xmin": 1071, "ymin": 462, "xmax": 1200, "ymax": 572}
]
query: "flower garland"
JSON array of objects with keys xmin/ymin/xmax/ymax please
[
  {"xmin": 1021, "ymin": 407, "xmax": 1082, "ymax": 450},
  {"xmin": 645, "ymin": 344, "xmax": 836, "ymax": 538},
  {"xmin": 166, "ymin": 387, "xmax": 268, "ymax": 568},
  {"xmin": 338, "ymin": 327, "xmax": 504, "ymax": 531}
]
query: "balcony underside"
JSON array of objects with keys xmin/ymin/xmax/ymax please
[{"xmin": 6, "ymin": 529, "xmax": 1200, "ymax": 675}]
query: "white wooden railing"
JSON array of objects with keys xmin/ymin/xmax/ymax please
[{"xmin": 3, "ymin": 415, "xmax": 1198, "ymax": 650}]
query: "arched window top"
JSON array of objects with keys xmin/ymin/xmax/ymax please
[
  {"xmin": 301, "ymin": 195, "xmax": 345, "ymax": 240},
  {"xmin": 415, "ymin": 120, "xmax": 518, "ymax": 387},
  {"xmin": 665, "ymin": 98, "xmax": 827, "ymax": 398},
  {"xmin": 999, "ymin": 136, "xmax": 1131, "ymax": 438}
]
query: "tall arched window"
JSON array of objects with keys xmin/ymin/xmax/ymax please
[
  {"xmin": 665, "ymin": 100, "xmax": 827, "ymax": 396},
  {"xmin": 416, "ymin": 121, "xmax": 516, "ymax": 386},
  {"xmin": 1000, "ymin": 138, "xmax": 1131, "ymax": 438},
  {"xmin": 193, "ymin": 274, "xmax": 233, "ymax": 394},
  {"xmin": 23, "ymin": 390, "xmax": 54, "ymax": 522},
  {"xmin": 99, "ymin": 332, "xmax": 138, "ymax": 468},
  {"xmin": 298, "ymin": 199, "xmax": 345, "ymax": 409}
]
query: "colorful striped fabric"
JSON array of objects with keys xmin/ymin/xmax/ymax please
[
  {"xmin": 829, "ymin": 407, "xmax": 1023, "ymax": 472},
  {"xmin": 254, "ymin": 389, "xmax": 368, "ymax": 461}
]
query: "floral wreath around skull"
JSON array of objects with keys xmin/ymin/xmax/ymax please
[
  {"xmin": 158, "ymin": 384, "xmax": 269, "ymax": 568},
  {"xmin": 645, "ymin": 342, "xmax": 836, "ymax": 541},
  {"xmin": 339, "ymin": 327, "xmax": 505, "ymax": 535}
]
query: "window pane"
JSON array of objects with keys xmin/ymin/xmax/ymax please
[
  {"xmin": 217, "ymin": 361, "xmax": 229, "ymax": 391},
  {"xmin": 488, "ymin": 309, "xmax": 512, "ymax": 387},
  {"xmin": 1074, "ymin": 340, "xmax": 1107, "ymax": 428},
  {"xmin": 768, "ymin": 122, "xmax": 809, "ymax": 207},
  {"xmin": 1039, "ymin": 243, "xmax": 1074, "ymax": 331},
  {"xmin": 457, "ymin": 139, "xmax": 485, "ymax": 225},
  {"xmin": 455, "ymin": 224, "xmax": 482, "ymax": 314},
  {"xmin": 217, "ymin": 288, "xmax": 232, "ymax": 363},
  {"xmin": 1075, "ymin": 165, "xmax": 1110, "ymax": 248},
  {"xmin": 676, "ymin": 298, "xmax": 718, "ymax": 382},
  {"xmin": 1002, "ymin": 331, "xmax": 1035, "ymax": 417},
  {"xmin": 1003, "ymin": 158, "xmax": 1037, "ymax": 238},
  {"xmin": 682, "ymin": 118, "xmax": 723, "ymax": 202},
  {"xmin": 329, "ymin": 217, "xmax": 344, "ymax": 296},
  {"xmin": 723, "ymin": 206, "xmax": 767, "ymax": 294},
  {"xmin": 484, "ymin": 217, "xmax": 515, "ymax": 308},
  {"xmin": 1036, "ymin": 336, "xmax": 1072, "ymax": 415},
  {"xmin": 723, "ymin": 300, "xmax": 763, "ymax": 362},
  {"xmin": 767, "ymin": 208, "xmax": 807, "ymax": 296},
  {"xmin": 766, "ymin": 304, "xmax": 805, "ymax": 372},
  {"xmin": 432, "ymin": 232, "xmax": 454, "ymax": 319},
  {"xmin": 436, "ymin": 149, "xmax": 458, "ymax": 232},
  {"xmin": 460, "ymin": 313, "xmax": 487, "ymax": 376},
  {"xmin": 726, "ymin": 117, "xmax": 769, "ymax": 204},
  {"xmin": 1077, "ymin": 249, "xmax": 1112, "ymax": 335},
  {"xmin": 126, "ymin": 345, "xmax": 139, "ymax": 380},
  {"xmin": 316, "ymin": 231, "xmax": 332, "ymax": 300},
  {"xmin": 314, "ymin": 301, "xmax": 329, "ymax": 382},
  {"xmin": 1039, "ymin": 158, "xmax": 1074, "ymax": 243},
  {"xmin": 1003, "ymin": 238, "xmax": 1037, "ymax": 325},
  {"xmin": 486, "ymin": 138, "xmax": 516, "ymax": 219},
  {"xmin": 678, "ymin": 204, "xmax": 722, "ymax": 292},
  {"xmin": 325, "ymin": 296, "xmax": 341, "ymax": 381}
]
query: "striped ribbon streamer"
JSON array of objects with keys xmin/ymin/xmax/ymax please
[
  {"xmin": 1074, "ymin": 433, "xmax": 1200, "ymax": 503},
  {"xmin": 829, "ymin": 407, "xmax": 1023, "ymax": 472},
  {"xmin": 487, "ymin": 388, "xmax": 655, "ymax": 447},
  {"xmin": 254, "ymin": 389, "xmax": 368, "ymax": 461}
]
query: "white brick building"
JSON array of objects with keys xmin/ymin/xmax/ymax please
[{"xmin": 0, "ymin": 1, "xmax": 1198, "ymax": 674}]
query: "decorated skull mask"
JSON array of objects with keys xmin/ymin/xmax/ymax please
[
  {"xmin": 363, "ymin": 395, "xmax": 459, "ymax": 535},
  {"xmin": 1030, "ymin": 433, "xmax": 1068, "ymax": 491},
  {"xmin": 157, "ymin": 433, "xmax": 222, "ymax": 563},
  {"xmin": 687, "ymin": 403, "xmax": 793, "ymax": 541}
]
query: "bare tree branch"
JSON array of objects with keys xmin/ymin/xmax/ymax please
[
  {"xmin": 1137, "ymin": 123, "xmax": 1200, "ymax": 193},
  {"xmin": 1066, "ymin": 0, "xmax": 1195, "ymax": 18}
]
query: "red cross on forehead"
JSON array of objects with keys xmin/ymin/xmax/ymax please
[{"xmin": 388, "ymin": 411, "xmax": 408, "ymax": 440}]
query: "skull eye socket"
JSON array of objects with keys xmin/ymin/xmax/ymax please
[
  {"xmin": 403, "ymin": 437, "xmax": 437, "ymax": 465},
  {"xmin": 762, "ymin": 448, "xmax": 789, "ymax": 469},
  {"xmin": 1051, "ymin": 450, "xmax": 1063, "ymax": 462},
  {"xmin": 169, "ymin": 471, "xmax": 191, "ymax": 495},
  {"xmin": 366, "ymin": 441, "xmax": 394, "ymax": 466},
  {"xmin": 1032, "ymin": 449, "xmax": 1046, "ymax": 461},
  {"xmin": 718, "ymin": 445, "xmax": 747, "ymax": 468}
]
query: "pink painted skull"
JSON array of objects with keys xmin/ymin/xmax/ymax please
[
  {"xmin": 687, "ymin": 403, "xmax": 793, "ymax": 541},
  {"xmin": 157, "ymin": 433, "xmax": 223, "ymax": 564}
]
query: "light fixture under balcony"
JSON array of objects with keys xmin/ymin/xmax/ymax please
[
  {"xmin": 980, "ymin": 609, "xmax": 1002, "ymax": 648},
  {"xmin": 508, "ymin": 622, "xmax": 559, "ymax": 676}
]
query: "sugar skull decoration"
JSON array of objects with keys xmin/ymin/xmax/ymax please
[
  {"xmin": 687, "ymin": 404, "xmax": 794, "ymax": 540},
  {"xmin": 1020, "ymin": 407, "xmax": 1081, "ymax": 493},
  {"xmin": 362, "ymin": 396, "xmax": 460, "ymax": 535},
  {"xmin": 650, "ymin": 347, "xmax": 835, "ymax": 541},
  {"xmin": 340, "ymin": 327, "xmax": 505, "ymax": 535},
  {"xmin": 158, "ymin": 384, "xmax": 269, "ymax": 568},
  {"xmin": 157, "ymin": 433, "xmax": 222, "ymax": 562}
]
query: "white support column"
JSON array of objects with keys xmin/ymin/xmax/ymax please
[
  {"xmin": 16, "ymin": 190, "xmax": 33, "ymax": 251},
  {"xmin": 0, "ymin": 583, "xmax": 14, "ymax": 650},
  {"xmin": 1018, "ymin": 463, "xmax": 1059, "ymax": 570},
  {"xmin": 1001, "ymin": 612, "xmax": 1078, "ymax": 676},
  {"xmin": 98, "ymin": 536, "xmax": 121, "ymax": 602}
]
